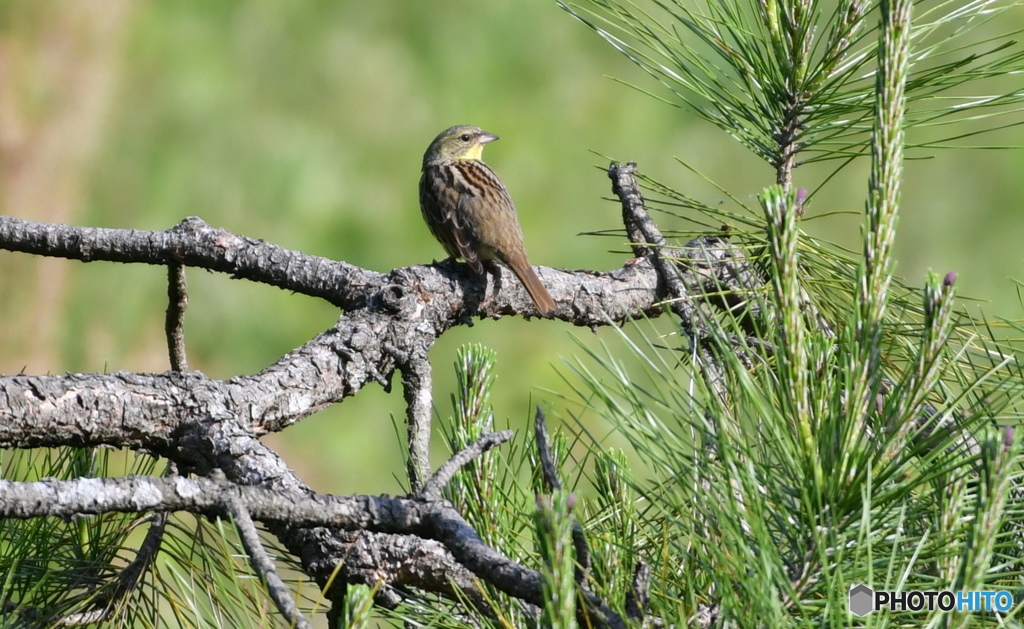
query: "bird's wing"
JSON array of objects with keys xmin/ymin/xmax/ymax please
[
  {"xmin": 453, "ymin": 160, "xmax": 525, "ymax": 258},
  {"xmin": 422, "ymin": 165, "xmax": 483, "ymax": 273},
  {"xmin": 445, "ymin": 204, "xmax": 483, "ymax": 273}
]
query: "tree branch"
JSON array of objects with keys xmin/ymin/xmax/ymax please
[
  {"xmin": 0, "ymin": 165, "xmax": 765, "ymax": 628},
  {"xmin": 227, "ymin": 495, "xmax": 311, "ymax": 629},
  {"xmin": 0, "ymin": 215, "xmax": 381, "ymax": 309},
  {"xmin": 533, "ymin": 407, "xmax": 591, "ymax": 586},
  {"xmin": 400, "ymin": 354, "xmax": 433, "ymax": 493},
  {"xmin": 0, "ymin": 215, "xmax": 661, "ymax": 319},
  {"xmin": 609, "ymin": 162, "xmax": 743, "ymax": 402},
  {"xmin": 419, "ymin": 429, "xmax": 514, "ymax": 501},
  {"xmin": 0, "ymin": 474, "xmax": 626, "ymax": 627},
  {"xmin": 165, "ymin": 263, "xmax": 189, "ymax": 371}
]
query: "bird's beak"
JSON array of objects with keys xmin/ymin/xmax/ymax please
[{"xmin": 479, "ymin": 132, "xmax": 500, "ymax": 144}]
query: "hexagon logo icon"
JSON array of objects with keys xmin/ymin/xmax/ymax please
[{"xmin": 849, "ymin": 584, "xmax": 874, "ymax": 617}]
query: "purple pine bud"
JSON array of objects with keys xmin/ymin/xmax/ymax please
[
  {"xmin": 943, "ymin": 270, "xmax": 957, "ymax": 287},
  {"xmin": 794, "ymin": 188, "xmax": 808, "ymax": 217}
]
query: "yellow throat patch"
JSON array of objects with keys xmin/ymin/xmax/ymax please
[{"xmin": 460, "ymin": 143, "xmax": 486, "ymax": 161}]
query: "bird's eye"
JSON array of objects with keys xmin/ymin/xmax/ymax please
[{"xmin": 460, "ymin": 134, "xmax": 471, "ymax": 142}]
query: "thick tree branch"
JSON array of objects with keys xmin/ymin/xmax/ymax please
[
  {"xmin": 0, "ymin": 223, "xmax": 759, "ymax": 454},
  {"xmin": 0, "ymin": 215, "xmax": 661, "ymax": 319},
  {"xmin": 0, "ymin": 164, "xmax": 764, "ymax": 628},
  {"xmin": 0, "ymin": 474, "xmax": 625, "ymax": 627},
  {"xmin": 0, "ymin": 215, "xmax": 381, "ymax": 309}
]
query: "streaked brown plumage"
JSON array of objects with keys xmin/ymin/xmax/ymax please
[{"xmin": 419, "ymin": 125, "xmax": 556, "ymax": 316}]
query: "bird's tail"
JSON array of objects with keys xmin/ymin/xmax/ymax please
[{"xmin": 506, "ymin": 257, "xmax": 556, "ymax": 317}]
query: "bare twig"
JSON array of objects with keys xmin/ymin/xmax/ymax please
[
  {"xmin": 608, "ymin": 162, "xmax": 729, "ymax": 402},
  {"xmin": 533, "ymin": 408, "xmax": 591, "ymax": 587},
  {"xmin": 56, "ymin": 461, "xmax": 182, "ymax": 627},
  {"xmin": 165, "ymin": 263, "xmax": 189, "ymax": 371},
  {"xmin": 54, "ymin": 511, "xmax": 169, "ymax": 627},
  {"xmin": 609, "ymin": 164, "xmax": 654, "ymax": 259},
  {"xmin": 400, "ymin": 355, "xmax": 433, "ymax": 493},
  {"xmin": 534, "ymin": 407, "xmax": 562, "ymax": 492},
  {"xmin": 56, "ymin": 607, "xmax": 107, "ymax": 626},
  {"xmin": 419, "ymin": 430, "xmax": 514, "ymax": 501},
  {"xmin": 625, "ymin": 561, "xmax": 650, "ymax": 621},
  {"xmin": 227, "ymin": 496, "xmax": 311, "ymax": 629}
]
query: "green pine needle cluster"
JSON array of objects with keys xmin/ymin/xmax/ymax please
[{"xmin": 563, "ymin": 0, "xmax": 1024, "ymax": 188}]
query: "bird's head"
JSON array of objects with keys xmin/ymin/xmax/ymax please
[{"xmin": 422, "ymin": 125, "xmax": 500, "ymax": 168}]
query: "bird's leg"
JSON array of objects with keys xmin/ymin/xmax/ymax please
[{"xmin": 482, "ymin": 260, "xmax": 502, "ymax": 302}]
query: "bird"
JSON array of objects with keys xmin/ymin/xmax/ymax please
[{"xmin": 419, "ymin": 124, "xmax": 556, "ymax": 316}]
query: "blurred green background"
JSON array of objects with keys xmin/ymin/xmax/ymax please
[{"xmin": 2, "ymin": 1, "xmax": 1023, "ymax": 495}]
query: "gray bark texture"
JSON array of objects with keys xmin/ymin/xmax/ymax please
[{"xmin": 0, "ymin": 163, "xmax": 762, "ymax": 627}]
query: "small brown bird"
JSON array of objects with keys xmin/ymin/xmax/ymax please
[{"xmin": 419, "ymin": 125, "xmax": 556, "ymax": 316}]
